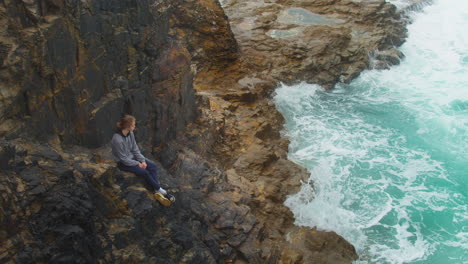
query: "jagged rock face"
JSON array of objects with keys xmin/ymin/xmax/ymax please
[
  {"xmin": 172, "ymin": 0, "xmax": 239, "ymax": 67},
  {"xmin": 190, "ymin": 0, "xmax": 408, "ymax": 263},
  {"xmin": 220, "ymin": 0, "xmax": 407, "ymax": 87},
  {"xmin": 0, "ymin": 0, "xmax": 249, "ymax": 263},
  {"xmin": 0, "ymin": 0, "xmax": 236, "ymax": 148},
  {"xmin": 0, "ymin": 0, "xmax": 408, "ymax": 263},
  {"xmin": 0, "ymin": 139, "xmax": 253, "ymax": 263}
]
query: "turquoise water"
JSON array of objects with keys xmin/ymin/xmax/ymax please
[{"xmin": 274, "ymin": 1, "xmax": 468, "ymax": 263}]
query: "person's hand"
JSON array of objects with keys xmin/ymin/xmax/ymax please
[
  {"xmin": 141, "ymin": 161, "xmax": 147, "ymax": 169},
  {"xmin": 138, "ymin": 163, "xmax": 146, "ymax": 169}
]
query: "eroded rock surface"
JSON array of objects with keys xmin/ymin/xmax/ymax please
[
  {"xmin": 1, "ymin": 0, "xmax": 409, "ymax": 263},
  {"xmin": 191, "ymin": 0, "xmax": 409, "ymax": 263},
  {"xmin": 215, "ymin": 0, "xmax": 407, "ymax": 87}
]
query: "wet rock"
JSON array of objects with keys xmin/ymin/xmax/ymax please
[{"xmin": 373, "ymin": 48, "xmax": 405, "ymax": 69}]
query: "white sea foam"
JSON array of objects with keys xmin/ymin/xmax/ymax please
[
  {"xmin": 274, "ymin": 0, "xmax": 468, "ymax": 262},
  {"xmin": 275, "ymin": 0, "xmax": 468, "ymax": 264}
]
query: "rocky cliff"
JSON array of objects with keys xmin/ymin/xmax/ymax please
[{"xmin": 0, "ymin": 0, "xmax": 407, "ymax": 263}]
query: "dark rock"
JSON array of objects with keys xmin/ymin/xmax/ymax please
[
  {"xmin": 19, "ymin": 167, "xmax": 44, "ymax": 188},
  {"xmin": 117, "ymin": 171, "xmax": 146, "ymax": 188},
  {"xmin": 52, "ymin": 166, "xmax": 74, "ymax": 182},
  {"xmin": 215, "ymin": 210, "xmax": 236, "ymax": 230},
  {"xmin": 29, "ymin": 185, "xmax": 47, "ymax": 196},
  {"xmin": 171, "ymin": 150, "xmax": 225, "ymax": 193},
  {"xmin": 227, "ymin": 233, "xmax": 248, "ymax": 247},
  {"xmin": 172, "ymin": 230, "xmax": 194, "ymax": 250},
  {"xmin": 202, "ymin": 233, "xmax": 222, "ymax": 261},
  {"xmin": 15, "ymin": 145, "xmax": 28, "ymax": 157},
  {"xmin": 26, "ymin": 182, "xmax": 99, "ymax": 264},
  {"xmin": 156, "ymin": 238, "xmax": 173, "ymax": 250},
  {"xmin": 124, "ymin": 188, "xmax": 154, "ymax": 216},
  {"xmin": 0, "ymin": 140, "xmax": 16, "ymax": 170},
  {"xmin": 31, "ymin": 147, "xmax": 62, "ymax": 162},
  {"xmin": 14, "ymin": 160, "xmax": 27, "ymax": 172},
  {"xmin": 155, "ymin": 142, "xmax": 181, "ymax": 168},
  {"xmin": 0, "ymin": 0, "xmax": 198, "ymax": 149},
  {"xmin": 238, "ymin": 213, "xmax": 256, "ymax": 234},
  {"xmin": 179, "ymin": 247, "xmax": 217, "ymax": 264},
  {"xmin": 374, "ymin": 48, "xmax": 405, "ymax": 69},
  {"xmin": 73, "ymin": 164, "xmax": 96, "ymax": 178},
  {"xmin": 238, "ymin": 243, "xmax": 262, "ymax": 263},
  {"xmin": 83, "ymin": 91, "xmax": 125, "ymax": 148},
  {"xmin": 16, "ymin": 247, "xmax": 34, "ymax": 264},
  {"xmin": 188, "ymin": 195, "xmax": 215, "ymax": 222}
]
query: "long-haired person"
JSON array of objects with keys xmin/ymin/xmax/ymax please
[{"xmin": 111, "ymin": 115, "xmax": 171, "ymax": 205}]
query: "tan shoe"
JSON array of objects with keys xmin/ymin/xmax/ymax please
[{"xmin": 154, "ymin": 192, "xmax": 171, "ymax": 207}]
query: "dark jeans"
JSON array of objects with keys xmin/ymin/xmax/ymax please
[{"xmin": 117, "ymin": 159, "xmax": 160, "ymax": 191}]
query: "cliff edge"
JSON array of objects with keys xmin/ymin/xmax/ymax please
[{"xmin": 0, "ymin": 0, "xmax": 407, "ymax": 263}]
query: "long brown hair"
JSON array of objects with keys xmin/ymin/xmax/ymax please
[{"xmin": 116, "ymin": 114, "xmax": 135, "ymax": 131}]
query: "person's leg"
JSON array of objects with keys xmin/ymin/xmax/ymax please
[
  {"xmin": 144, "ymin": 160, "xmax": 162, "ymax": 192},
  {"xmin": 144, "ymin": 160, "xmax": 173, "ymax": 202},
  {"xmin": 117, "ymin": 162, "xmax": 160, "ymax": 191}
]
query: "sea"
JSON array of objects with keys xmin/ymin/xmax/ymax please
[{"xmin": 273, "ymin": 0, "xmax": 468, "ymax": 263}]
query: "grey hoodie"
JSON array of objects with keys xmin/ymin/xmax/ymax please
[{"xmin": 111, "ymin": 131, "xmax": 146, "ymax": 166}]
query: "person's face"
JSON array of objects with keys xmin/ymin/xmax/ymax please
[{"xmin": 128, "ymin": 121, "xmax": 136, "ymax": 131}]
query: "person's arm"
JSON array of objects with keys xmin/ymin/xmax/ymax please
[
  {"xmin": 130, "ymin": 132, "xmax": 146, "ymax": 163},
  {"xmin": 112, "ymin": 136, "xmax": 140, "ymax": 166}
]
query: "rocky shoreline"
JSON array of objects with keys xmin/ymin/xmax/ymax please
[
  {"xmin": 0, "ymin": 0, "xmax": 409, "ymax": 263},
  {"xmin": 190, "ymin": 0, "xmax": 409, "ymax": 262}
]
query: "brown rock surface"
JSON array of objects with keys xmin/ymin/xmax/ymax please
[
  {"xmin": 0, "ymin": 0, "xmax": 411, "ymax": 263},
  {"xmin": 214, "ymin": 0, "xmax": 406, "ymax": 88},
  {"xmin": 190, "ymin": 0, "xmax": 409, "ymax": 263}
]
